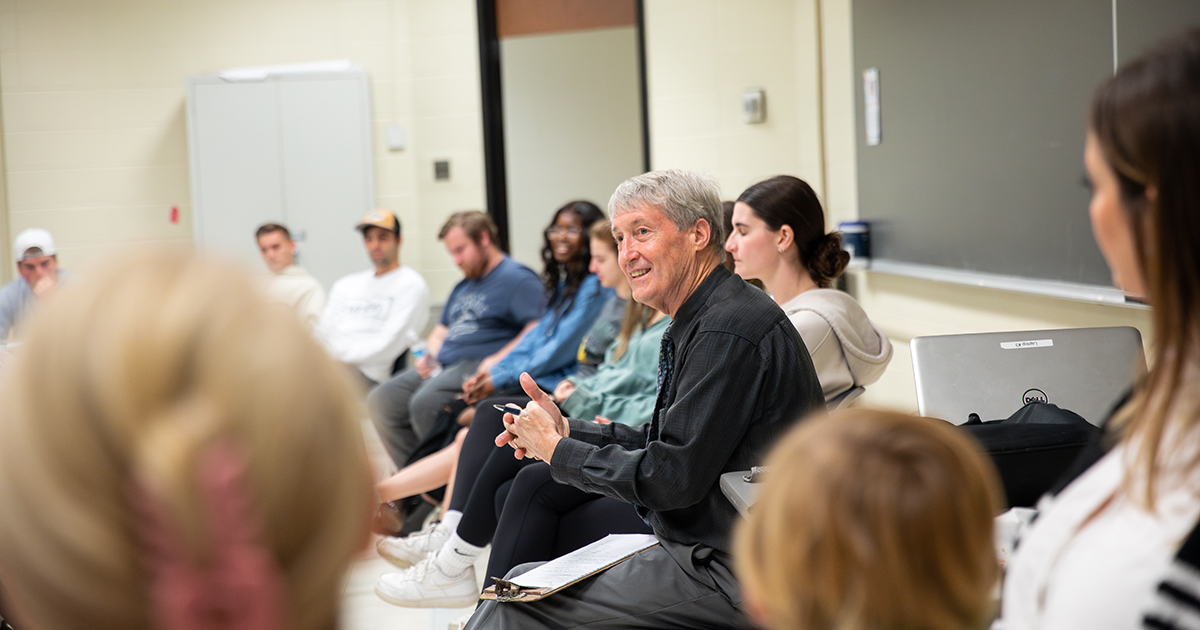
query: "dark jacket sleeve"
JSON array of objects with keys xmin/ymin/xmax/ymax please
[
  {"xmin": 550, "ymin": 329, "xmax": 770, "ymax": 511},
  {"xmin": 562, "ymin": 417, "xmax": 651, "ymax": 449}
]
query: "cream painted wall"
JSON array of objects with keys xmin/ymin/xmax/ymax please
[
  {"xmin": 642, "ymin": 0, "xmax": 824, "ymax": 204},
  {"xmin": 0, "ymin": 0, "xmax": 485, "ymax": 302},
  {"xmin": 0, "ymin": 99, "xmax": 9, "ymax": 281}
]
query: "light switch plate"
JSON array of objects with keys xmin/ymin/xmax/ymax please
[
  {"xmin": 386, "ymin": 125, "xmax": 406, "ymax": 151},
  {"xmin": 743, "ymin": 89, "xmax": 766, "ymax": 124}
]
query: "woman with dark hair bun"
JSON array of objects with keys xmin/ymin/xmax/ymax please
[{"xmin": 725, "ymin": 175, "xmax": 892, "ymax": 402}]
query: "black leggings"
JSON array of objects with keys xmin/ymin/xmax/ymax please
[
  {"xmin": 483, "ymin": 463, "xmax": 652, "ymax": 583},
  {"xmin": 449, "ymin": 396, "xmax": 538, "ymax": 546},
  {"xmin": 448, "ymin": 396, "xmax": 652, "ymax": 580}
]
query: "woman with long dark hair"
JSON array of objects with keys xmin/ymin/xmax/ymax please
[
  {"xmin": 540, "ymin": 201, "xmax": 605, "ymax": 316},
  {"xmin": 1003, "ymin": 27, "xmax": 1200, "ymax": 629}
]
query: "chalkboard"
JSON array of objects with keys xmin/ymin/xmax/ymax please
[{"xmin": 853, "ymin": 0, "xmax": 1200, "ymax": 291}]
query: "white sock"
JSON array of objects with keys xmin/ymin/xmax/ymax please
[
  {"xmin": 434, "ymin": 532, "xmax": 485, "ymax": 576},
  {"xmin": 440, "ymin": 510, "xmax": 462, "ymax": 535}
]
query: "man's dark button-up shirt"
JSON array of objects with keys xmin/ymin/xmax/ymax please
[{"xmin": 550, "ymin": 264, "xmax": 824, "ymax": 553}]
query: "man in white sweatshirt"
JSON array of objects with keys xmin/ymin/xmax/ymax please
[
  {"xmin": 256, "ymin": 223, "xmax": 326, "ymax": 326},
  {"xmin": 316, "ymin": 209, "xmax": 430, "ymax": 387}
]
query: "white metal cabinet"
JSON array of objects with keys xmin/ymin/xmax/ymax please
[{"xmin": 186, "ymin": 67, "xmax": 374, "ymax": 290}]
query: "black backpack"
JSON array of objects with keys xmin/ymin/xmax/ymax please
[{"xmin": 958, "ymin": 402, "xmax": 1101, "ymax": 509}]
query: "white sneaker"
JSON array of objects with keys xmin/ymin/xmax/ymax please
[
  {"xmin": 376, "ymin": 521, "xmax": 450, "ymax": 569},
  {"xmin": 375, "ymin": 556, "xmax": 479, "ymax": 608}
]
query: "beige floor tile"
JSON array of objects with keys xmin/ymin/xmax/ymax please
[
  {"xmin": 340, "ymin": 543, "xmax": 488, "ymax": 630},
  {"xmin": 344, "ymin": 418, "xmax": 487, "ymax": 630}
]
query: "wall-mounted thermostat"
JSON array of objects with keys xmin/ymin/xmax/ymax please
[
  {"xmin": 434, "ymin": 160, "xmax": 451, "ymax": 181},
  {"xmin": 743, "ymin": 89, "xmax": 766, "ymax": 124}
]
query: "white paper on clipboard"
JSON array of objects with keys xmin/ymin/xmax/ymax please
[{"xmin": 482, "ymin": 534, "xmax": 660, "ymax": 602}]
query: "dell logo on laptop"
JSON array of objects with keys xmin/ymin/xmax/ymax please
[{"xmin": 1023, "ymin": 388, "xmax": 1049, "ymax": 405}]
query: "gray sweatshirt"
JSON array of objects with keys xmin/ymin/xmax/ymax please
[{"xmin": 780, "ymin": 288, "xmax": 893, "ymax": 402}]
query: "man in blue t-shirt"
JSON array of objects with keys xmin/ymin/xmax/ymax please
[{"xmin": 368, "ymin": 211, "xmax": 545, "ymax": 468}]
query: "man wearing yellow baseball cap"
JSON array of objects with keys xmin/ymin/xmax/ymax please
[{"xmin": 315, "ymin": 210, "xmax": 430, "ymax": 386}]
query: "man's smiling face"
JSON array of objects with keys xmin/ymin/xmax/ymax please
[{"xmin": 611, "ymin": 203, "xmax": 702, "ymax": 316}]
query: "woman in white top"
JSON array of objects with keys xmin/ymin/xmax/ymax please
[
  {"xmin": 1001, "ymin": 27, "xmax": 1200, "ymax": 630},
  {"xmin": 724, "ymin": 175, "xmax": 892, "ymax": 402}
]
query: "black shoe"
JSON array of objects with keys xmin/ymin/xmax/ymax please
[
  {"xmin": 371, "ymin": 500, "xmax": 407, "ymax": 537},
  {"xmin": 400, "ymin": 499, "xmax": 435, "ymax": 536}
]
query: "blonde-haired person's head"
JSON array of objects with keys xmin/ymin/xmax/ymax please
[
  {"xmin": 735, "ymin": 409, "xmax": 1002, "ymax": 630},
  {"xmin": 0, "ymin": 250, "xmax": 374, "ymax": 630}
]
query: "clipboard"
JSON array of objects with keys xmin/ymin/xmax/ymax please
[{"xmin": 481, "ymin": 533, "xmax": 660, "ymax": 602}]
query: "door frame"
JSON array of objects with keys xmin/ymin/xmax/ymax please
[{"xmin": 474, "ymin": 0, "xmax": 651, "ymax": 252}]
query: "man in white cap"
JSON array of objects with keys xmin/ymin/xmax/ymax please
[
  {"xmin": 0, "ymin": 229, "xmax": 70, "ymax": 341},
  {"xmin": 315, "ymin": 209, "xmax": 430, "ymax": 387}
]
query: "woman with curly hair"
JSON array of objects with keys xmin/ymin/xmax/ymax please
[{"xmin": 459, "ymin": 200, "xmax": 610, "ymax": 404}]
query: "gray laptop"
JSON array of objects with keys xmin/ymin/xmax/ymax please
[
  {"xmin": 911, "ymin": 326, "xmax": 1145, "ymax": 426},
  {"xmin": 719, "ymin": 471, "xmax": 758, "ymax": 517}
]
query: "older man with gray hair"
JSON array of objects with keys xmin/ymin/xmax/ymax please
[{"xmin": 465, "ymin": 170, "xmax": 825, "ymax": 629}]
